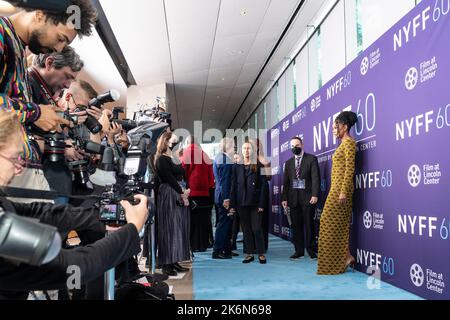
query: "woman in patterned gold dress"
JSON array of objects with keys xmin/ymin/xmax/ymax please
[{"xmin": 317, "ymin": 111, "xmax": 358, "ymax": 275}]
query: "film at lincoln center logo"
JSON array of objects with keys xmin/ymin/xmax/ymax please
[
  {"xmin": 408, "ymin": 165, "xmax": 421, "ymax": 187},
  {"xmin": 360, "ymin": 56, "xmax": 369, "ymax": 75},
  {"xmin": 405, "ymin": 67, "xmax": 419, "ymax": 91},
  {"xmin": 410, "ymin": 264, "xmax": 425, "ymax": 287}
]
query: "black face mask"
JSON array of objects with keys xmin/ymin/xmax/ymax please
[{"xmin": 292, "ymin": 146, "xmax": 302, "ymax": 156}]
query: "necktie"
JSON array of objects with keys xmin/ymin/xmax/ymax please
[{"xmin": 295, "ymin": 157, "xmax": 300, "ymax": 179}]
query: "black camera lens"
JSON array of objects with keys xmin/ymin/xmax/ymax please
[
  {"xmin": 44, "ymin": 133, "xmax": 66, "ymax": 162},
  {"xmin": 68, "ymin": 160, "xmax": 90, "ymax": 186},
  {"xmin": 84, "ymin": 115, "xmax": 102, "ymax": 134}
]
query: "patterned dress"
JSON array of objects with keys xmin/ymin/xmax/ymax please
[{"xmin": 317, "ymin": 138, "xmax": 356, "ymax": 275}]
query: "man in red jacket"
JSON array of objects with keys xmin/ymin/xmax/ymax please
[{"xmin": 181, "ymin": 136, "xmax": 215, "ymax": 252}]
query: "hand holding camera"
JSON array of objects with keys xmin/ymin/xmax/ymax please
[
  {"xmin": 107, "ymin": 122, "xmax": 123, "ymax": 144},
  {"xmin": 120, "ymin": 194, "xmax": 148, "ymax": 233},
  {"xmin": 35, "ymin": 105, "xmax": 71, "ymax": 132},
  {"xmin": 68, "ymin": 110, "xmax": 88, "ymax": 126},
  {"xmin": 64, "ymin": 139, "xmax": 85, "ymax": 161},
  {"xmin": 86, "ymin": 106, "xmax": 103, "ymax": 120}
]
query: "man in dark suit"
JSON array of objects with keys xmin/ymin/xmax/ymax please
[
  {"xmin": 282, "ymin": 137, "xmax": 320, "ymax": 260},
  {"xmin": 212, "ymin": 138, "xmax": 235, "ymax": 259}
]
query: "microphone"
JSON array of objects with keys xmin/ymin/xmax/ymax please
[
  {"xmin": 88, "ymin": 90, "xmax": 120, "ymax": 108},
  {"xmin": 6, "ymin": 0, "xmax": 71, "ymax": 13}
]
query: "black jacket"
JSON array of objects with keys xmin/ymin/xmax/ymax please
[
  {"xmin": 0, "ymin": 198, "xmax": 141, "ymax": 292},
  {"xmin": 230, "ymin": 164, "xmax": 268, "ymax": 209},
  {"xmin": 281, "ymin": 153, "xmax": 320, "ymax": 207}
]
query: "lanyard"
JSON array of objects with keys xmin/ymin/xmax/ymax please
[{"xmin": 28, "ymin": 67, "xmax": 58, "ymax": 107}]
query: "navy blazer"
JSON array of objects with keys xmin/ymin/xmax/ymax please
[
  {"xmin": 213, "ymin": 152, "xmax": 233, "ymax": 204},
  {"xmin": 230, "ymin": 164, "xmax": 268, "ymax": 209}
]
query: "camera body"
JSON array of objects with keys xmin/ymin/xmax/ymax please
[
  {"xmin": 96, "ymin": 117, "xmax": 168, "ymax": 226},
  {"xmin": 98, "ymin": 185, "xmax": 127, "ymax": 226}
]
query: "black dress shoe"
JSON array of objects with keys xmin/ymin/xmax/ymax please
[
  {"xmin": 242, "ymin": 256, "xmax": 255, "ymax": 264},
  {"xmin": 308, "ymin": 251, "xmax": 318, "ymax": 259},
  {"xmin": 258, "ymin": 256, "xmax": 267, "ymax": 264},
  {"xmin": 162, "ymin": 265, "xmax": 177, "ymax": 276},
  {"xmin": 231, "ymin": 251, "xmax": 239, "ymax": 257},
  {"xmin": 289, "ymin": 253, "xmax": 304, "ymax": 260},
  {"xmin": 173, "ymin": 262, "xmax": 189, "ymax": 272},
  {"xmin": 212, "ymin": 253, "xmax": 232, "ymax": 259}
]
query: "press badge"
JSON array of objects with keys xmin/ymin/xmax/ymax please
[{"xmin": 293, "ymin": 179, "xmax": 306, "ymax": 189}]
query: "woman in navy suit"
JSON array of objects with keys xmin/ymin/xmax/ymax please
[{"xmin": 230, "ymin": 141, "xmax": 268, "ymax": 264}]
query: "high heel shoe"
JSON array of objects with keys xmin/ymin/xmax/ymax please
[{"xmin": 345, "ymin": 257, "xmax": 356, "ymax": 272}]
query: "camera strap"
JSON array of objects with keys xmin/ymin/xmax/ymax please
[
  {"xmin": 0, "ymin": 187, "xmax": 101, "ymax": 201},
  {"xmin": 0, "ymin": 187, "xmax": 149, "ymax": 203},
  {"xmin": 28, "ymin": 67, "xmax": 58, "ymax": 108}
]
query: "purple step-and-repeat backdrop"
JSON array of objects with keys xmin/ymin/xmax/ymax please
[{"xmin": 267, "ymin": 0, "xmax": 449, "ymax": 300}]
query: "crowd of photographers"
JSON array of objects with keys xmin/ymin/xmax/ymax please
[{"xmin": 0, "ymin": 2, "xmax": 152, "ymax": 300}]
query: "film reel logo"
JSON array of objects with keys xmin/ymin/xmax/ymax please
[
  {"xmin": 405, "ymin": 67, "xmax": 419, "ymax": 91},
  {"xmin": 410, "ymin": 264, "xmax": 425, "ymax": 287},
  {"xmin": 408, "ymin": 165, "xmax": 421, "ymax": 188},
  {"xmin": 363, "ymin": 211, "xmax": 372, "ymax": 229},
  {"xmin": 360, "ymin": 57, "xmax": 369, "ymax": 76}
]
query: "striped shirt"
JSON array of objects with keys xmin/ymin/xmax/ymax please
[{"xmin": 0, "ymin": 17, "xmax": 41, "ymax": 161}]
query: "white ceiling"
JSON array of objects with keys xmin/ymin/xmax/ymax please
[
  {"xmin": 72, "ymin": 0, "xmax": 327, "ymax": 132},
  {"xmin": 71, "ymin": 29, "xmax": 128, "ymax": 108}
]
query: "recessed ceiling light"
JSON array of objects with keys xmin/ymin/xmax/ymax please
[
  {"xmin": 240, "ymin": 10, "xmax": 247, "ymax": 16},
  {"xmin": 216, "ymin": 96, "xmax": 221, "ymax": 99},
  {"xmin": 221, "ymin": 77, "xmax": 226, "ymax": 81}
]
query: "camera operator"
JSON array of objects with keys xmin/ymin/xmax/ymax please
[
  {"xmin": 0, "ymin": 2, "xmax": 97, "ymax": 201},
  {"xmin": 0, "ymin": 109, "xmax": 148, "ymax": 299},
  {"xmin": 27, "ymin": 47, "xmax": 86, "ymax": 205}
]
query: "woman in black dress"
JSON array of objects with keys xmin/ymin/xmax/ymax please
[{"xmin": 155, "ymin": 132, "xmax": 191, "ymax": 276}]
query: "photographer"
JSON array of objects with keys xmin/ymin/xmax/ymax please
[
  {"xmin": 0, "ymin": 109, "xmax": 148, "ymax": 299},
  {"xmin": 0, "ymin": 3, "xmax": 97, "ymax": 201},
  {"xmin": 57, "ymin": 80, "xmax": 104, "ymax": 200},
  {"xmin": 58, "ymin": 79, "xmax": 103, "ymax": 141},
  {"xmin": 28, "ymin": 47, "xmax": 86, "ymax": 204}
]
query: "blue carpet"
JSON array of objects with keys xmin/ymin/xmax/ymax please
[{"xmin": 192, "ymin": 235, "xmax": 421, "ymax": 300}]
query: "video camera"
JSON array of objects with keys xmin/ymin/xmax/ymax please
[{"xmin": 94, "ymin": 117, "xmax": 170, "ymax": 226}]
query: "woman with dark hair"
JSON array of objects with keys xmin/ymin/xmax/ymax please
[
  {"xmin": 317, "ymin": 111, "xmax": 358, "ymax": 275},
  {"xmin": 154, "ymin": 132, "xmax": 191, "ymax": 276},
  {"xmin": 230, "ymin": 141, "xmax": 268, "ymax": 264}
]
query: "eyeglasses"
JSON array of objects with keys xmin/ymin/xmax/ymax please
[{"xmin": 0, "ymin": 153, "xmax": 24, "ymax": 167}]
